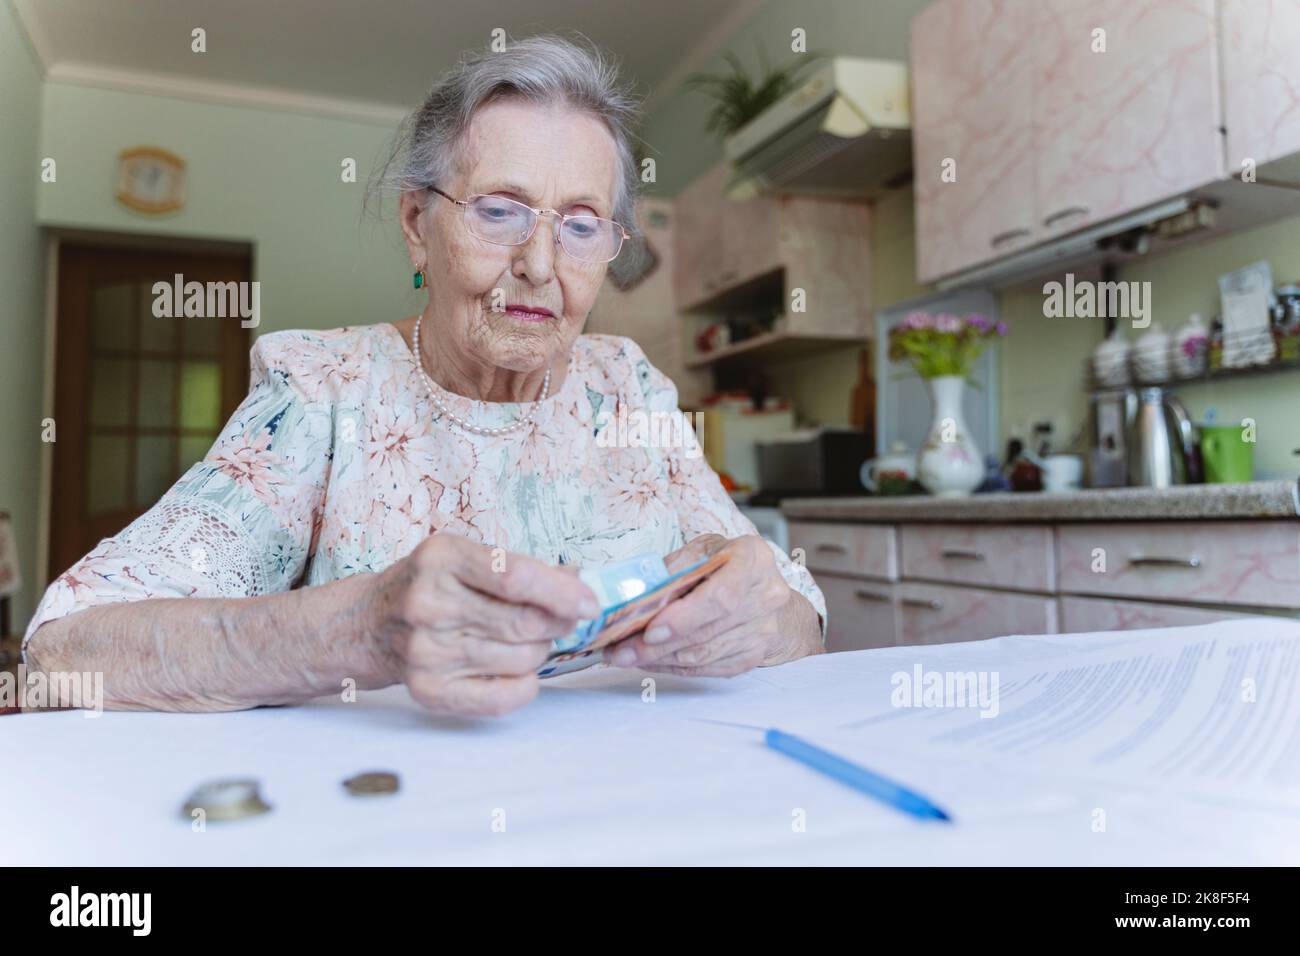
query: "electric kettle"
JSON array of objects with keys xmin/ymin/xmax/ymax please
[{"xmin": 1127, "ymin": 387, "xmax": 1199, "ymax": 487}]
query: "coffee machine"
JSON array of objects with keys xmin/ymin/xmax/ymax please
[
  {"xmin": 1087, "ymin": 389, "xmax": 1137, "ymax": 487},
  {"xmin": 1088, "ymin": 387, "xmax": 1200, "ymax": 488}
]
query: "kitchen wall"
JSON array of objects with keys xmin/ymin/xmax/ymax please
[
  {"xmin": 36, "ymin": 83, "xmax": 416, "ymax": 337},
  {"xmin": 0, "ymin": 0, "xmax": 47, "ymax": 625}
]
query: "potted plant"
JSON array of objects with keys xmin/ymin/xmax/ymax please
[
  {"xmin": 687, "ymin": 49, "xmax": 822, "ymax": 138},
  {"xmin": 888, "ymin": 312, "xmax": 1007, "ymax": 497}
]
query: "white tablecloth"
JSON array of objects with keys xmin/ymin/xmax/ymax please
[{"xmin": 4, "ymin": 619, "xmax": 1299, "ymax": 865}]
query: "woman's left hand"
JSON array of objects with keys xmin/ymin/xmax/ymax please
[{"xmin": 603, "ymin": 534, "xmax": 823, "ymax": 677}]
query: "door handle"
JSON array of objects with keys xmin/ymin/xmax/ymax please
[
  {"xmin": 854, "ymin": 588, "xmax": 892, "ymax": 603},
  {"xmin": 941, "ymin": 548, "xmax": 986, "ymax": 561},
  {"xmin": 990, "ymin": 228, "xmax": 1031, "ymax": 247},
  {"xmin": 815, "ymin": 543, "xmax": 848, "ymax": 554},
  {"xmin": 1128, "ymin": 556, "xmax": 1202, "ymax": 569},
  {"xmin": 901, "ymin": 596, "xmax": 943, "ymax": 610},
  {"xmin": 1043, "ymin": 205, "xmax": 1089, "ymax": 228}
]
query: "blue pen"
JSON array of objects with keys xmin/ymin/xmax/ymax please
[{"xmin": 694, "ymin": 719, "xmax": 953, "ymax": 822}]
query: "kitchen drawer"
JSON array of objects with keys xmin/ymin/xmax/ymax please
[
  {"xmin": 816, "ymin": 574, "xmax": 898, "ymax": 653},
  {"xmin": 897, "ymin": 582, "xmax": 1057, "ymax": 646},
  {"xmin": 788, "ymin": 522, "xmax": 898, "ymax": 580},
  {"xmin": 1057, "ymin": 522, "xmax": 1300, "ymax": 609},
  {"xmin": 900, "ymin": 524, "xmax": 1055, "ymax": 592},
  {"xmin": 1058, "ymin": 596, "xmax": 1256, "ymax": 634}
]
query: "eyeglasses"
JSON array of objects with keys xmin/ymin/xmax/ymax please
[{"xmin": 427, "ymin": 186, "xmax": 629, "ymax": 263}]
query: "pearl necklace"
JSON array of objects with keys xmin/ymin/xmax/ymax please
[{"xmin": 411, "ymin": 313, "xmax": 550, "ymax": 437}]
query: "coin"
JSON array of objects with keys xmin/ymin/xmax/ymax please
[
  {"xmin": 181, "ymin": 778, "xmax": 272, "ymax": 822},
  {"xmin": 343, "ymin": 771, "xmax": 400, "ymax": 796}
]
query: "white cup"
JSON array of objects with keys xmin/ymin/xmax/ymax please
[{"xmin": 1041, "ymin": 454, "xmax": 1083, "ymax": 492}]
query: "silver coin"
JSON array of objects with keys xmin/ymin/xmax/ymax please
[
  {"xmin": 343, "ymin": 771, "xmax": 400, "ymax": 796},
  {"xmin": 182, "ymin": 777, "xmax": 272, "ymax": 821}
]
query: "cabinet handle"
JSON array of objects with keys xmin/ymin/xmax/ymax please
[
  {"xmin": 1043, "ymin": 205, "xmax": 1089, "ymax": 228},
  {"xmin": 902, "ymin": 597, "xmax": 943, "ymax": 611},
  {"xmin": 816, "ymin": 543, "xmax": 848, "ymax": 554},
  {"xmin": 854, "ymin": 588, "xmax": 892, "ymax": 603},
  {"xmin": 941, "ymin": 548, "xmax": 986, "ymax": 561},
  {"xmin": 989, "ymin": 228, "xmax": 1030, "ymax": 247},
  {"xmin": 1128, "ymin": 555, "xmax": 1203, "ymax": 569}
]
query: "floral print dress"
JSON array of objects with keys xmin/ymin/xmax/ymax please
[{"xmin": 24, "ymin": 324, "xmax": 826, "ymax": 672}]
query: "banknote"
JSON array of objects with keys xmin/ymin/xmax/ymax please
[
  {"xmin": 538, "ymin": 550, "xmax": 731, "ymax": 677},
  {"xmin": 548, "ymin": 554, "xmax": 671, "ymax": 655}
]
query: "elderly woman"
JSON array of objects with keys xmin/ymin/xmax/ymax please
[{"xmin": 23, "ymin": 36, "xmax": 826, "ymax": 717}]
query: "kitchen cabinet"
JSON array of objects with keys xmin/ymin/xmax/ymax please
[
  {"xmin": 672, "ymin": 163, "xmax": 872, "ymax": 336},
  {"xmin": 910, "ymin": 0, "xmax": 1224, "ymax": 283},
  {"xmin": 1033, "ymin": 0, "xmax": 1223, "ymax": 237},
  {"xmin": 789, "ymin": 521, "xmax": 898, "ymax": 580},
  {"xmin": 899, "ymin": 524, "xmax": 1055, "ymax": 592},
  {"xmin": 897, "ymin": 582, "xmax": 1057, "ymax": 645},
  {"xmin": 1059, "ymin": 595, "xmax": 1249, "ymax": 632},
  {"xmin": 671, "ymin": 163, "xmax": 727, "ymax": 310},
  {"xmin": 1056, "ymin": 521, "xmax": 1300, "ymax": 609},
  {"xmin": 791, "ymin": 513, "xmax": 1298, "ymax": 652},
  {"xmin": 1220, "ymin": 0, "xmax": 1300, "ymax": 178},
  {"xmin": 817, "ymin": 575, "xmax": 900, "ymax": 651},
  {"xmin": 910, "ymin": 0, "xmax": 1038, "ymax": 282}
]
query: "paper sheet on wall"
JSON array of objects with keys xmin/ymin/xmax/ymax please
[{"xmin": 1218, "ymin": 259, "xmax": 1276, "ymax": 368}]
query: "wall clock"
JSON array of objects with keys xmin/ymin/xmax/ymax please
[{"xmin": 115, "ymin": 146, "xmax": 186, "ymax": 214}]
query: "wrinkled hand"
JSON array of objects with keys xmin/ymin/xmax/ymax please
[
  {"xmin": 603, "ymin": 534, "xmax": 822, "ymax": 677},
  {"xmin": 373, "ymin": 534, "xmax": 599, "ymax": 716}
]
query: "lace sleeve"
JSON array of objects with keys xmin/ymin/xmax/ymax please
[{"xmin": 22, "ymin": 334, "xmax": 335, "ymax": 662}]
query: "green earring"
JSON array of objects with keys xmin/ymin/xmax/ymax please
[{"xmin": 413, "ymin": 268, "xmax": 426, "ymax": 290}]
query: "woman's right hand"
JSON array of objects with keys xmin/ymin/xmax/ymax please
[{"xmin": 368, "ymin": 534, "xmax": 600, "ymax": 717}]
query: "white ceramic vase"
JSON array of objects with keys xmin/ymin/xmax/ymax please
[{"xmin": 916, "ymin": 375, "xmax": 984, "ymax": 497}]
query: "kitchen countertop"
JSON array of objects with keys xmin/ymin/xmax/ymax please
[{"xmin": 779, "ymin": 479, "xmax": 1300, "ymax": 524}]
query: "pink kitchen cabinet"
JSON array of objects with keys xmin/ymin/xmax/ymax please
[
  {"xmin": 1033, "ymin": 0, "xmax": 1223, "ymax": 237},
  {"xmin": 671, "ymin": 162, "xmax": 728, "ymax": 310},
  {"xmin": 911, "ymin": 0, "xmax": 1225, "ymax": 283},
  {"xmin": 1220, "ymin": 0, "xmax": 1300, "ymax": 179},
  {"xmin": 910, "ymin": 0, "xmax": 1038, "ymax": 283}
]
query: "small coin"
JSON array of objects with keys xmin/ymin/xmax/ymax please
[
  {"xmin": 343, "ymin": 771, "xmax": 400, "ymax": 796},
  {"xmin": 182, "ymin": 778, "xmax": 272, "ymax": 822}
]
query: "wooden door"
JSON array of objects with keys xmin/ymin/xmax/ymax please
[{"xmin": 50, "ymin": 245, "xmax": 251, "ymax": 578}]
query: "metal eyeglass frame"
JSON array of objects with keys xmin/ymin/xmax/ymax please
[{"xmin": 426, "ymin": 185, "xmax": 630, "ymax": 263}]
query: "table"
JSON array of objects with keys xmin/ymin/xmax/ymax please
[{"xmin": 4, "ymin": 621, "xmax": 1299, "ymax": 865}]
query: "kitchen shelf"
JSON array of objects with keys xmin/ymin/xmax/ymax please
[
  {"xmin": 1085, "ymin": 329, "xmax": 1300, "ymax": 394},
  {"xmin": 685, "ymin": 330, "xmax": 865, "ymax": 369}
]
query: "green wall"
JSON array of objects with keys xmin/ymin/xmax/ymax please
[
  {"xmin": 37, "ymin": 83, "xmax": 419, "ymax": 337},
  {"xmin": 0, "ymin": 0, "xmax": 47, "ymax": 626}
]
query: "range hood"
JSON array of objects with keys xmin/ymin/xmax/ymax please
[{"xmin": 722, "ymin": 57, "xmax": 911, "ymax": 200}]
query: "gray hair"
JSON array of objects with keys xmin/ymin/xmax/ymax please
[{"xmin": 369, "ymin": 34, "xmax": 643, "ymax": 239}]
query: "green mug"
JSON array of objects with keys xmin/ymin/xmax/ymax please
[{"xmin": 1199, "ymin": 425, "xmax": 1254, "ymax": 483}]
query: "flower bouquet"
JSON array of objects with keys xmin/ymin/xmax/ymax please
[{"xmin": 888, "ymin": 312, "xmax": 1006, "ymax": 497}]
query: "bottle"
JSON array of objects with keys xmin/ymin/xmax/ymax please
[{"xmin": 1173, "ymin": 313, "xmax": 1209, "ymax": 378}]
